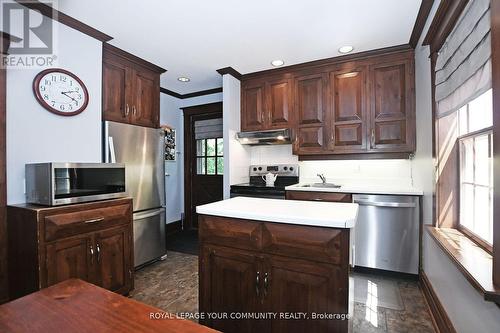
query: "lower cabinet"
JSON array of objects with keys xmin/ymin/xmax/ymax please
[
  {"xmin": 199, "ymin": 215, "xmax": 350, "ymax": 333},
  {"xmin": 45, "ymin": 234, "xmax": 93, "ymax": 286},
  {"xmin": 7, "ymin": 198, "xmax": 134, "ymax": 299}
]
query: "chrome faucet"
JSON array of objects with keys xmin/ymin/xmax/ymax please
[{"xmin": 317, "ymin": 173, "xmax": 327, "ymax": 184}]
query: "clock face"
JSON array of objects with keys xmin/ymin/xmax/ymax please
[{"xmin": 33, "ymin": 68, "xmax": 89, "ymax": 116}]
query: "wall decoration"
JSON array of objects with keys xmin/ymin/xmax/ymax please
[
  {"xmin": 163, "ymin": 126, "xmax": 176, "ymax": 161},
  {"xmin": 33, "ymin": 68, "xmax": 89, "ymax": 116}
]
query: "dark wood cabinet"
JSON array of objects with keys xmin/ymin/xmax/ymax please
[
  {"xmin": 199, "ymin": 215, "xmax": 350, "ymax": 333},
  {"xmin": 285, "ymin": 191, "xmax": 352, "ymax": 203},
  {"xmin": 95, "ymin": 225, "xmax": 132, "ymax": 294},
  {"xmin": 327, "ymin": 66, "xmax": 367, "ymax": 152},
  {"xmin": 241, "ymin": 76, "xmax": 293, "ymax": 132},
  {"xmin": 264, "ymin": 255, "xmax": 346, "ymax": 333},
  {"xmin": 241, "ymin": 81, "xmax": 266, "ymax": 131},
  {"xmin": 293, "ymin": 72, "xmax": 328, "ymax": 154},
  {"xmin": 45, "ymin": 235, "xmax": 93, "ymax": 287},
  {"xmin": 240, "ymin": 48, "xmax": 416, "ymax": 158},
  {"xmin": 102, "ymin": 44, "xmax": 165, "ymax": 128},
  {"xmin": 368, "ymin": 58, "xmax": 415, "ymax": 152},
  {"xmin": 7, "ymin": 198, "xmax": 134, "ymax": 300}
]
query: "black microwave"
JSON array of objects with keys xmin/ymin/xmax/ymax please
[{"xmin": 25, "ymin": 163, "xmax": 126, "ymax": 206}]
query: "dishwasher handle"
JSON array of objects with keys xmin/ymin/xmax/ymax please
[{"xmin": 353, "ymin": 200, "xmax": 416, "ymax": 208}]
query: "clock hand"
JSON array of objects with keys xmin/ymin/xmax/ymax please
[
  {"xmin": 61, "ymin": 90, "xmax": 77, "ymax": 94},
  {"xmin": 61, "ymin": 91, "xmax": 78, "ymax": 103}
]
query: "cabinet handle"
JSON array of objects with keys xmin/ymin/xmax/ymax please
[
  {"xmin": 133, "ymin": 105, "xmax": 137, "ymax": 117},
  {"xmin": 268, "ymin": 111, "xmax": 272, "ymax": 124},
  {"xmin": 255, "ymin": 271, "xmax": 260, "ymax": 297},
  {"xmin": 84, "ymin": 217, "xmax": 104, "ymax": 224},
  {"xmin": 125, "ymin": 104, "xmax": 130, "ymax": 117},
  {"xmin": 96, "ymin": 242, "xmax": 101, "ymax": 263},
  {"xmin": 371, "ymin": 129, "xmax": 375, "ymax": 147},
  {"xmin": 263, "ymin": 272, "xmax": 269, "ymax": 297},
  {"xmin": 89, "ymin": 245, "xmax": 94, "ymax": 265}
]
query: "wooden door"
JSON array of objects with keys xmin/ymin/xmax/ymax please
[
  {"xmin": 132, "ymin": 67, "xmax": 159, "ymax": 128},
  {"xmin": 102, "ymin": 59, "xmax": 129, "ymax": 123},
  {"xmin": 327, "ymin": 67, "xmax": 367, "ymax": 152},
  {"xmin": 95, "ymin": 226, "xmax": 132, "ymax": 294},
  {"xmin": 266, "ymin": 77, "xmax": 292, "ymax": 129},
  {"xmin": 294, "ymin": 72, "xmax": 327, "ymax": 154},
  {"xmin": 200, "ymin": 245, "xmax": 262, "ymax": 333},
  {"xmin": 241, "ymin": 80, "xmax": 266, "ymax": 131},
  {"xmin": 263, "ymin": 255, "xmax": 348, "ymax": 333},
  {"xmin": 184, "ymin": 104, "xmax": 223, "ymax": 230},
  {"xmin": 45, "ymin": 235, "xmax": 93, "ymax": 287},
  {"xmin": 369, "ymin": 59, "xmax": 415, "ymax": 152}
]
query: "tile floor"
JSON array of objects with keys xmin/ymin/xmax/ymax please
[{"xmin": 131, "ymin": 251, "xmax": 435, "ymax": 333}]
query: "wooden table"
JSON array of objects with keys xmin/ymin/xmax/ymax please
[{"xmin": 0, "ymin": 279, "xmax": 218, "ymax": 333}]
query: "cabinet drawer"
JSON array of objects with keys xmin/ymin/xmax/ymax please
[
  {"xmin": 285, "ymin": 190, "xmax": 352, "ymax": 202},
  {"xmin": 262, "ymin": 223, "xmax": 348, "ymax": 264},
  {"xmin": 199, "ymin": 215, "xmax": 262, "ymax": 251},
  {"xmin": 44, "ymin": 204, "xmax": 131, "ymax": 241}
]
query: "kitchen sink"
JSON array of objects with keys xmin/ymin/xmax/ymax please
[{"xmin": 299, "ymin": 183, "xmax": 342, "ymax": 189}]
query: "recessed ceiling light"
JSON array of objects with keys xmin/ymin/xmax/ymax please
[
  {"xmin": 276, "ymin": 135, "xmax": 285, "ymax": 140},
  {"xmin": 338, "ymin": 46, "xmax": 354, "ymax": 54},
  {"xmin": 271, "ymin": 59, "xmax": 285, "ymax": 67},
  {"xmin": 177, "ymin": 77, "xmax": 190, "ymax": 82}
]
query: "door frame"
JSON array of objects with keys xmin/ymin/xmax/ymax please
[{"xmin": 183, "ymin": 102, "xmax": 223, "ymax": 230}]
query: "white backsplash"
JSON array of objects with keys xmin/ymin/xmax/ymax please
[{"xmin": 249, "ymin": 145, "xmax": 414, "ymax": 188}]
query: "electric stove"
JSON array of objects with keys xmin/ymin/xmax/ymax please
[{"xmin": 230, "ymin": 164, "xmax": 299, "ymax": 199}]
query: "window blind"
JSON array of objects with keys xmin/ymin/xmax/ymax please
[
  {"xmin": 194, "ymin": 118, "xmax": 223, "ymax": 140},
  {"xmin": 435, "ymin": 0, "xmax": 491, "ymax": 118}
]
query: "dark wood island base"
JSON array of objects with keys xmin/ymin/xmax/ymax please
[{"xmin": 198, "ymin": 214, "xmax": 351, "ymax": 333}]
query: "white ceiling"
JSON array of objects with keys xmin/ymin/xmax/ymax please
[{"xmin": 59, "ymin": 0, "xmax": 421, "ymax": 94}]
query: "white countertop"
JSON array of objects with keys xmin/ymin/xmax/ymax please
[
  {"xmin": 196, "ymin": 197, "xmax": 358, "ymax": 228},
  {"xmin": 285, "ymin": 183, "xmax": 423, "ymax": 196}
]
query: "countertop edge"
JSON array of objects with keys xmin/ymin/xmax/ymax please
[{"xmin": 284, "ymin": 184, "xmax": 424, "ymax": 196}]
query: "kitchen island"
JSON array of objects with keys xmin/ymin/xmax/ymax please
[{"xmin": 196, "ymin": 197, "xmax": 358, "ymax": 333}]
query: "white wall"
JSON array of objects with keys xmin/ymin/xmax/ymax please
[
  {"xmin": 160, "ymin": 92, "xmax": 223, "ymax": 224},
  {"xmin": 6, "ymin": 20, "xmax": 103, "ymax": 204},
  {"xmin": 222, "ymin": 75, "xmax": 250, "ymax": 198},
  {"xmin": 160, "ymin": 94, "xmax": 182, "ymax": 224},
  {"xmin": 414, "ymin": 1, "xmax": 500, "ymax": 331}
]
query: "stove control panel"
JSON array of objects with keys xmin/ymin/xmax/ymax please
[{"xmin": 249, "ymin": 164, "xmax": 299, "ymax": 177}]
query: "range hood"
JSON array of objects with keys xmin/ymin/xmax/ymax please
[{"xmin": 236, "ymin": 128, "xmax": 291, "ymax": 145}]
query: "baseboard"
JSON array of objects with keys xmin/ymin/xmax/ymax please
[
  {"xmin": 166, "ymin": 220, "xmax": 182, "ymax": 236},
  {"xmin": 420, "ymin": 270, "xmax": 457, "ymax": 333}
]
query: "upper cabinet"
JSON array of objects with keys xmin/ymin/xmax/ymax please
[
  {"xmin": 241, "ymin": 75, "xmax": 293, "ymax": 132},
  {"xmin": 102, "ymin": 44, "xmax": 165, "ymax": 128},
  {"xmin": 240, "ymin": 48, "xmax": 416, "ymax": 158},
  {"xmin": 368, "ymin": 58, "xmax": 415, "ymax": 152},
  {"xmin": 293, "ymin": 72, "xmax": 328, "ymax": 154}
]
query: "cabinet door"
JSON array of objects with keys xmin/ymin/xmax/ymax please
[
  {"xmin": 369, "ymin": 59, "xmax": 415, "ymax": 152},
  {"xmin": 102, "ymin": 60, "xmax": 129, "ymax": 123},
  {"xmin": 132, "ymin": 68, "xmax": 160, "ymax": 128},
  {"xmin": 241, "ymin": 81, "xmax": 266, "ymax": 131},
  {"xmin": 95, "ymin": 226, "xmax": 132, "ymax": 294},
  {"xmin": 200, "ymin": 245, "xmax": 262, "ymax": 333},
  {"xmin": 264, "ymin": 255, "xmax": 348, "ymax": 333},
  {"xmin": 45, "ymin": 235, "xmax": 93, "ymax": 287},
  {"xmin": 327, "ymin": 67, "xmax": 367, "ymax": 152},
  {"xmin": 266, "ymin": 77, "xmax": 292, "ymax": 129},
  {"xmin": 294, "ymin": 73, "xmax": 327, "ymax": 154}
]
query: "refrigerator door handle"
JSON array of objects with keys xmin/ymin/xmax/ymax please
[
  {"xmin": 133, "ymin": 207, "xmax": 166, "ymax": 220},
  {"xmin": 108, "ymin": 136, "xmax": 116, "ymax": 163}
]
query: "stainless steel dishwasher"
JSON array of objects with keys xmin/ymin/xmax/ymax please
[{"xmin": 352, "ymin": 194, "xmax": 420, "ymax": 274}]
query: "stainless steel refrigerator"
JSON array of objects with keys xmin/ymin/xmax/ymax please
[{"xmin": 104, "ymin": 121, "xmax": 166, "ymax": 267}]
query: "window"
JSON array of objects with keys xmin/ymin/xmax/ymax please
[
  {"xmin": 196, "ymin": 138, "xmax": 223, "ymax": 175},
  {"xmin": 458, "ymin": 89, "xmax": 493, "ymax": 246}
]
